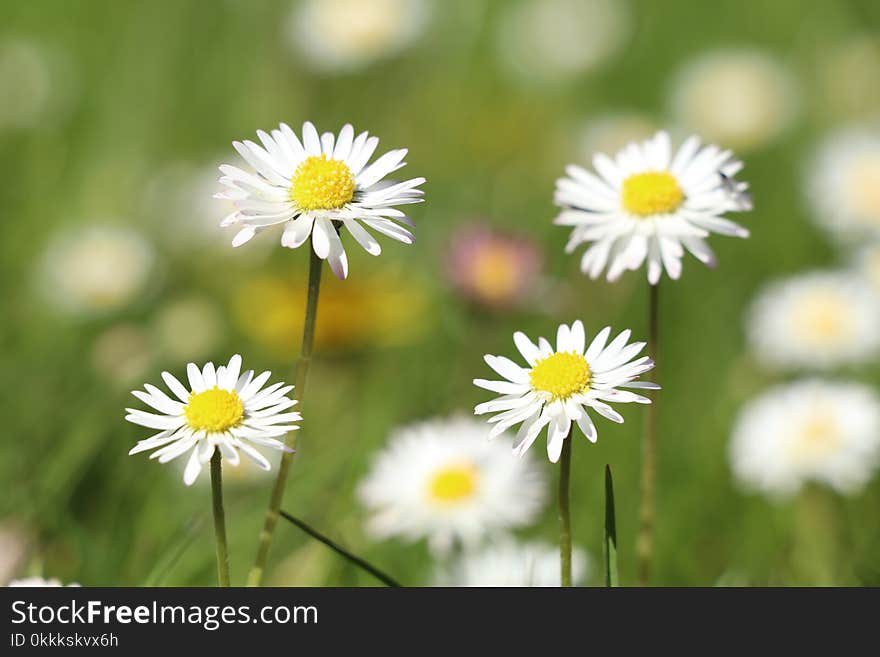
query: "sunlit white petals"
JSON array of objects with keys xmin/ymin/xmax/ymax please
[
  {"xmin": 218, "ymin": 122, "xmax": 425, "ymax": 279},
  {"xmin": 747, "ymin": 271, "xmax": 880, "ymax": 370},
  {"xmin": 474, "ymin": 321, "xmax": 655, "ymax": 462},
  {"xmin": 357, "ymin": 416, "xmax": 547, "ymax": 555},
  {"xmin": 730, "ymin": 380, "xmax": 880, "ymax": 496},
  {"xmin": 125, "ymin": 355, "xmax": 298, "ymax": 486},
  {"xmin": 554, "ymin": 131, "xmax": 751, "ymax": 283}
]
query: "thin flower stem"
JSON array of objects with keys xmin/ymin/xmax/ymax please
[
  {"xmin": 248, "ymin": 246, "xmax": 323, "ymax": 587},
  {"xmin": 558, "ymin": 434, "xmax": 573, "ymax": 587},
  {"xmin": 210, "ymin": 452, "xmax": 230, "ymax": 587},
  {"xmin": 637, "ymin": 281, "xmax": 660, "ymax": 586},
  {"xmin": 279, "ymin": 510, "xmax": 402, "ymax": 587}
]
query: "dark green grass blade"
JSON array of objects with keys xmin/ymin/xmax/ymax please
[
  {"xmin": 280, "ymin": 510, "xmax": 401, "ymax": 587},
  {"xmin": 604, "ymin": 465, "xmax": 619, "ymax": 587}
]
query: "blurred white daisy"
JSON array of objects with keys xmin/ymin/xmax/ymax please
[
  {"xmin": 435, "ymin": 539, "xmax": 589, "ymax": 587},
  {"xmin": 853, "ymin": 242, "xmax": 880, "ymax": 291},
  {"xmin": 577, "ymin": 112, "xmax": 659, "ymax": 163},
  {"xmin": 670, "ymin": 49, "xmax": 799, "ymax": 151},
  {"xmin": 357, "ymin": 416, "xmax": 547, "ymax": 554},
  {"xmin": 474, "ymin": 320, "xmax": 656, "ymax": 462},
  {"xmin": 730, "ymin": 380, "xmax": 880, "ymax": 495},
  {"xmin": 806, "ymin": 126, "xmax": 880, "ymax": 241},
  {"xmin": 216, "ymin": 121, "xmax": 425, "ymax": 279},
  {"xmin": 554, "ymin": 131, "xmax": 751, "ymax": 284},
  {"xmin": 37, "ymin": 225, "xmax": 155, "ymax": 317},
  {"xmin": 747, "ymin": 271, "xmax": 880, "ymax": 370},
  {"xmin": 125, "ymin": 355, "xmax": 299, "ymax": 486},
  {"xmin": 152, "ymin": 296, "xmax": 225, "ymax": 362},
  {"xmin": 287, "ymin": 0, "xmax": 431, "ymax": 73},
  {"xmin": 8, "ymin": 577, "xmax": 80, "ymax": 587},
  {"xmin": 0, "ymin": 523, "xmax": 29, "ymax": 586},
  {"xmin": 496, "ymin": 0, "xmax": 630, "ymax": 84}
]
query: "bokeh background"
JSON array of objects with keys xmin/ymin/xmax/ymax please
[{"xmin": 3, "ymin": 0, "xmax": 880, "ymax": 586}]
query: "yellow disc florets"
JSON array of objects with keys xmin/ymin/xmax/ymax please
[
  {"xmin": 621, "ymin": 171, "xmax": 685, "ymax": 216},
  {"xmin": 529, "ymin": 351, "xmax": 592, "ymax": 400},
  {"xmin": 290, "ymin": 154, "xmax": 356, "ymax": 211},
  {"xmin": 428, "ymin": 464, "xmax": 478, "ymax": 504},
  {"xmin": 184, "ymin": 387, "xmax": 245, "ymax": 433}
]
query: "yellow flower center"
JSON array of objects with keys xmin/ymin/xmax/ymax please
[
  {"xmin": 791, "ymin": 413, "xmax": 841, "ymax": 464},
  {"xmin": 184, "ymin": 387, "xmax": 244, "ymax": 433},
  {"xmin": 793, "ymin": 292, "xmax": 850, "ymax": 343},
  {"xmin": 428, "ymin": 464, "xmax": 478, "ymax": 504},
  {"xmin": 529, "ymin": 351, "xmax": 592, "ymax": 400},
  {"xmin": 290, "ymin": 154, "xmax": 356, "ymax": 211},
  {"xmin": 621, "ymin": 171, "xmax": 685, "ymax": 216}
]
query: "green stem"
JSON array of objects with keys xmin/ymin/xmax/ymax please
[
  {"xmin": 247, "ymin": 246, "xmax": 323, "ymax": 587},
  {"xmin": 279, "ymin": 510, "xmax": 401, "ymax": 587},
  {"xmin": 210, "ymin": 453, "xmax": 230, "ymax": 587},
  {"xmin": 637, "ymin": 281, "xmax": 660, "ymax": 586},
  {"xmin": 604, "ymin": 464, "xmax": 619, "ymax": 588},
  {"xmin": 558, "ymin": 434, "xmax": 573, "ymax": 587}
]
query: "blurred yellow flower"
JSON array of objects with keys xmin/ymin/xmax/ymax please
[{"xmin": 233, "ymin": 270, "xmax": 430, "ymax": 354}]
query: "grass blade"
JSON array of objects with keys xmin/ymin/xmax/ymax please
[
  {"xmin": 604, "ymin": 464, "xmax": 619, "ymax": 587},
  {"xmin": 279, "ymin": 510, "xmax": 401, "ymax": 587}
]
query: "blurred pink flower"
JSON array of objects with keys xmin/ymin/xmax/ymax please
[{"xmin": 446, "ymin": 225, "xmax": 542, "ymax": 309}]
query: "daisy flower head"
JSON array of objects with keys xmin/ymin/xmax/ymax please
[
  {"xmin": 287, "ymin": 0, "xmax": 431, "ymax": 74},
  {"xmin": 216, "ymin": 121, "xmax": 425, "ymax": 279},
  {"xmin": 554, "ymin": 131, "xmax": 751, "ymax": 284},
  {"xmin": 125, "ymin": 355, "xmax": 300, "ymax": 486},
  {"xmin": 474, "ymin": 321, "xmax": 657, "ymax": 462},
  {"xmin": 8, "ymin": 577, "xmax": 80, "ymax": 587},
  {"xmin": 435, "ymin": 539, "xmax": 590, "ymax": 587},
  {"xmin": 730, "ymin": 380, "xmax": 880, "ymax": 496},
  {"xmin": 357, "ymin": 416, "xmax": 547, "ymax": 554},
  {"xmin": 746, "ymin": 271, "xmax": 880, "ymax": 370},
  {"xmin": 806, "ymin": 126, "xmax": 880, "ymax": 241}
]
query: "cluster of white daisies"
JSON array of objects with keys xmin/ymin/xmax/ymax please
[{"xmin": 730, "ymin": 126, "xmax": 880, "ymax": 497}]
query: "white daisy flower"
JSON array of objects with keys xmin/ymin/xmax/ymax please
[
  {"xmin": 669, "ymin": 49, "xmax": 799, "ymax": 151},
  {"xmin": 747, "ymin": 271, "xmax": 880, "ymax": 370},
  {"xmin": 125, "ymin": 355, "xmax": 300, "ymax": 486},
  {"xmin": 287, "ymin": 0, "xmax": 431, "ymax": 74},
  {"xmin": 357, "ymin": 416, "xmax": 547, "ymax": 554},
  {"xmin": 806, "ymin": 126, "xmax": 880, "ymax": 241},
  {"xmin": 554, "ymin": 131, "xmax": 751, "ymax": 284},
  {"xmin": 730, "ymin": 380, "xmax": 880, "ymax": 496},
  {"xmin": 37, "ymin": 225, "xmax": 155, "ymax": 317},
  {"xmin": 473, "ymin": 320, "xmax": 657, "ymax": 463},
  {"xmin": 216, "ymin": 121, "xmax": 425, "ymax": 279},
  {"xmin": 496, "ymin": 0, "xmax": 630, "ymax": 85},
  {"xmin": 435, "ymin": 539, "xmax": 590, "ymax": 587},
  {"xmin": 8, "ymin": 577, "xmax": 80, "ymax": 587}
]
